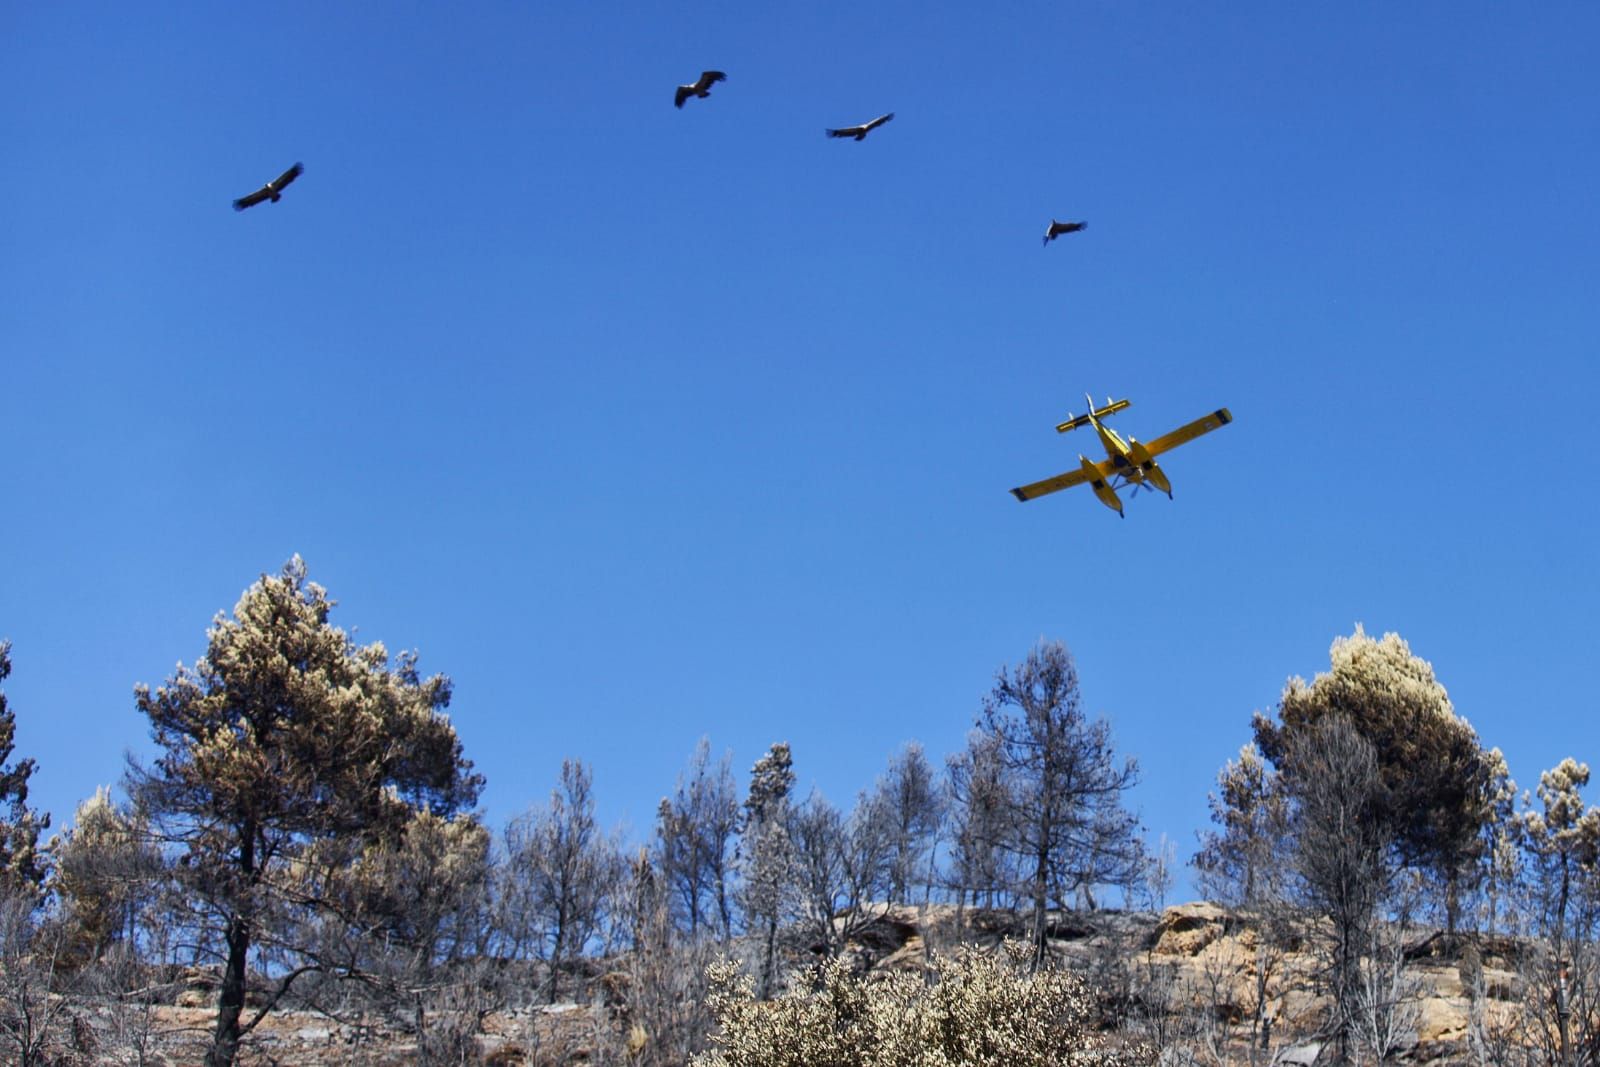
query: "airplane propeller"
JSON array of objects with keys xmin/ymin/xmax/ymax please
[{"xmin": 1127, "ymin": 476, "xmax": 1173, "ymax": 500}]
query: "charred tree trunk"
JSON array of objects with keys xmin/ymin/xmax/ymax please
[
  {"xmin": 206, "ymin": 823, "xmax": 255, "ymax": 1067},
  {"xmin": 1030, "ymin": 817, "xmax": 1049, "ymax": 973}
]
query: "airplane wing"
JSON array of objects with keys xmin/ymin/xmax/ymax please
[
  {"xmin": 1143, "ymin": 407, "xmax": 1233, "ymax": 457},
  {"xmin": 1009, "ymin": 458, "xmax": 1114, "ymax": 502}
]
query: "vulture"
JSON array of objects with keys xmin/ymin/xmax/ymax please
[
  {"xmin": 1042, "ymin": 219, "xmax": 1087, "ymax": 246},
  {"xmin": 825, "ymin": 112, "xmax": 894, "ymax": 141},
  {"xmin": 233, "ymin": 162, "xmax": 304, "ymax": 211},
  {"xmin": 675, "ymin": 71, "xmax": 726, "ymax": 108}
]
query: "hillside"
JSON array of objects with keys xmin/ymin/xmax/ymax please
[{"xmin": 29, "ymin": 902, "xmax": 1524, "ymax": 1065}]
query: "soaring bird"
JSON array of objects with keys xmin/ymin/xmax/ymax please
[
  {"xmin": 1042, "ymin": 219, "xmax": 1087, "ymax": 246},
  {"xmin": 233, "ymin": 163, "xmax": 304, "ymax": 211},
  {"xmin": 675, "ymin": 71, "xmax": 726, "ymax": 108},
  {"xmin": 825, "ymin": 112, "xmax": 894, "ymax": 141}
]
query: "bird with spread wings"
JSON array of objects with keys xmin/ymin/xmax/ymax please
[
  {"xmin": 826, "ymin": 113, "xmax": 894, "ymax": 141},
  {"xmin": 232, "ymin": 163, "xmax": 304, "ymax": 212},
  {"xmin": 675, "ymin": 71, "xmax": 726, "ymax": 108},
  {"xmin": 1043, "ymin": 219, "xmax": 1087, "ymax": 246}
]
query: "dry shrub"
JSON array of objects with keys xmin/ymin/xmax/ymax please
[{"xmin": 693, "ymin": 940, "xmax": 1154, "ymax": 1067}]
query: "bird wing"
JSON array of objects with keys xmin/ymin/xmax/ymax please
[
  {"xmin": 1053, "ymin": 220, "xmax": 1085, "ymax": 235},
  {"xmin": 696, "ymin": 71, "xmax": 726, "ymax": 90},
  {"xmin": 865, "ymin": 112, "xmax": 894, "ymax": 131},
  {"xmin": 675, "ymin": 85, "xmax": 692, "ymax": 108},
  {"xmin": 272, "ymin": 162, "xmax": 304, "ymax": 190},
  {"xmin": 825, "ymin": 126, "xmax": 857, "ymax": 138},
  {"xmin": 233, "ymin": 186, "xmax": 270, "ymax": 211}
]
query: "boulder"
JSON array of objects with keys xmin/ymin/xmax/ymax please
[
  {"xmin": 1276, "ymin": 1042, "xmax": 1323, "ymax": 1066},
  {"xmin": 1151, "ymin": 902, "xmax": 1229, "ymax": 957}
]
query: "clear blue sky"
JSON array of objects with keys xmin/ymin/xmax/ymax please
[{"xmin": 4, "ymin": 3, "xmax": 1597, "ymax": 902}]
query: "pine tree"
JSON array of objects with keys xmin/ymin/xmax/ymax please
[
  {"xmin": 1193, "ymin": 743, "xmax": 1290, "ymax": 909},
  {"xmin": 0, "ymin": 642, "xmax": 49, "ymax": 897},
  {"xmin": 1515, "ymin": 758, "xmax": 1600, "ymax": 1064},
  {"xmin": 51, "ymin": 787, "xmax": 161, "ymax": 967},
  {"xmin": 947, "ymin": 730, "xmax": 1013, "ymax": 911},
  {"xmin": 1253, "ymin": 626, "xmax": 1497, "ymax": 931},
  {"xmin": 126, "ymin": 558, "xmax": 482, "ymax": 1067},
  {"xmin": 871, "ymin": 743, "xmax": 943, "ymax": 906},
  {"xmin": 655, "ymin": 739, "xmax": 739, "ymax": 941},
  {"xmin": 979, "ymin": 640, "xmax": 1143, "ymax": 970},
  {"xmin": 502, "ymin": 759, "xmax": 624, "ymax": 1003},
  {"xmin": 739, "ymin": 742, "xmax": 796, "ymax": 998}
]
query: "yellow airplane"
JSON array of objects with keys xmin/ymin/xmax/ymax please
[{"xmin": 1010, "ymin": 395, "xmax": 1232, "ymax": 517}]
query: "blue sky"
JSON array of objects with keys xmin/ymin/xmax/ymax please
[{"xmin": 4, "ymin": 3, "xmax": 1597, "ymax": 901}]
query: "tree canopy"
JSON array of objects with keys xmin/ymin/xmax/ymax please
[
  {"xmin": 1252, "ymin": 626, "xmax": 1496, "ymax": 926},
  {"xmin": 127, "ymin": 557, "xmax": 482, "ymax": 1066},
  {"xmin": 979, "ymin": 640, "xmax": 1143, "ymax": 969},
  {"xmin": 0, "ymin": 641, "xmax": 49, "ymax": 897}
]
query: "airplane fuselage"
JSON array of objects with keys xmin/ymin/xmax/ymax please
[
  {"xmin": 1091, "ymin": 419, "xmax": 1129, "ymax": 466},
  {"xmin": 1079, "ymin": 408, "xmax": 1173, "ymax": 513}
]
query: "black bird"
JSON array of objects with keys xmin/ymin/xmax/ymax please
[
  {"xmin": 1043, "ymin": 219, "xmax": 1087, "ymax": 246},
  {"xmin": 233, "ymin": 163, "xmax": 304, "ymax": 211},
  {"xmin": 825, "ymin": 112, "xmax": 894, "ymax": 141},
  {"xmin": 675, "ymin": 71, "xmax": 726, "ymax": 108}
]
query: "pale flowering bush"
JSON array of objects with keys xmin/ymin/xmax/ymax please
[{"xmin": 692, "ymin": 941, "xmax": 1153, "ymax": 1067}]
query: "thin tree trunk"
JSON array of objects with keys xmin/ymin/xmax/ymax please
[
  {"xmin": 759, "ymin": 916, "xmax": 780, "ymax": 999},
  {"xmin": 1030, "ymin": 837, "xmax": 1049, "ymax": 973},
  {"xmin": 207, "ymin": 823, "xmax": 255, "ymax": 1067},
  {"xmin": 548, "ymin": 915, "xmax": 566, "ymax": 1004},
  {"xmin": 1557, "ymin": 858, "xmax": 1572, "ymax": 1067},
  {"xmin": 716, "ymin": 875, "xmax": 732, "ymax": 946},
  {"xmin": 1445, "ymin": 871, "xmax": 1459, "ymax": 936}
]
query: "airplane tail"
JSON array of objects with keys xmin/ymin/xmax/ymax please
[{"xmin": 1055, "ymin": 396, "xmax": 1130, "ymax": 434}]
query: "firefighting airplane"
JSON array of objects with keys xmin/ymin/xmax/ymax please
[{"xmin": 1010, "ymin": 396, "xmax": 1232, "ymax": 517}]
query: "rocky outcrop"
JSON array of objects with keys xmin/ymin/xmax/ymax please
[
  {"xmin": 1149, "ymin": 901, "xmax": 1230, "ymax": 957},
  {"xmin": 41, "ymin": 903, "xmax": 1539, "ymax": 1064}
]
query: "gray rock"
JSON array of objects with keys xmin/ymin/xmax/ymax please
[{"xmin": 1275, "ymin": 1042, "xmax": 1323, "ymax": 1066}]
